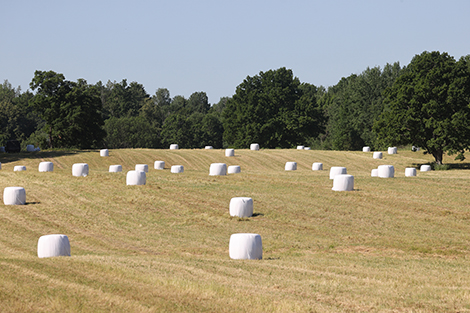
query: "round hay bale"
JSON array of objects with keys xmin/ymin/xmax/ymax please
[
  {"xmin": 296, "ymin": 145, "xmax": 304, "ymax": 150},
  {"xmin": 26, "ymin": 144, "xmax": 35, "ymax": 152},
  {"xmin": 285, "ymin": 162, "xmax": 297, "ymax": 171},
  {"xmin": 312, "ymin": 162, "xmax": 323, "ymax": 171},
  {"xmin": 14, "ymin": 166, "xmax": 26, "ymax": 171},
  {"xmin": 100, "ymin": 149, "xmax": 109, "ymax": 157},
  {"xmin": 329, "ymin": 166, "xmax": 347, "ymax": 179},
  {"xmin": 420, "ymin": 165, "xmax": 431, "ymax": 172},
  {"xmin": 412, "ymin": 146, "xmax": 420, "ymax": 152},
  {"xmin": 388, "ymin": 147, "xmax": 397, "ymax": 154},
  {"xmin": 170, "ymin": 144, "xmax": 179, "ymax": 150},
  {"xmin": 228, "ymin": 165, "xmax": 241, "ymax": 174},
  {"xmin": 405, "ymin": 167, "xmax": 417, "ymax": 177},
  {"xmin": 209, "ymin": 163, "xmax": 227, "ymax": 176},
  {"xmin": 205, "ymin": 146, "xmax": 213, "ymax": 149},
  {"xmin": 225, "ymin": 148, "xmax": 235, "ymax": 157},
  {"xmin": 0, "ymin": 162, "xmax": 2, "ymax": 169},
  {"xmin": 154, "ymin": 161, "xmax": 165, "ymax": 170},
  {"xmin": 135, "ymin": 164, "xmax": 148, "ymax": 173},
  {"xmin": 363, "ymin": 146, "xmax": 370, "ymax": 152},
  {"xmin": 72, "ymin": 163, "xmax": 88, "ymax": 177},
  {"xmin": 3, "ymin": 187, "xmax": 26, "ymax": 205},
  {"xmin": 378, "ymin": 165, "xmax": 395, "ymax": 178},
  {"xmin": 109, "ymin": 165, "xmax": 122, "ymax": 172},
  {"xmin": 373, "ymin": 152, "xmax": 383, "ymax": 159},
  {"xmin": 304, "ymin": 147, "xmax": 311, "ymax": 150},
  {"xmin": 250, "ymin": 143, "xmax": 260, "ymax": 151},
  {"xmin": 38, "ymin": 162, "xmax": 53, "ymax": 172},
  {"xmin": 371, "ymin": 169, "xmax": 378, "ymax": 177},
  {"xmin": 229, "ymin": 197, "xmax": 253, "ymax": 218},
  {"xmin": 171, "ymin": 165, "xmax": 184, "ymax": 173},
  {"xmin": 229, "ymin": 233, "xmax": 262, "ymax": 260},
  {"xmin": 0, "ymin": 146, "xmax": 4, "ymax": 152},
  {"xmin": 37, "ymin": 234, "xmax": 71, "ymax": 258},
  {"xmin": 332, "ymin": 174, "xmax": 354, "ymax": 191},
  {"xmin": 126, "ymin": 170, "xmax": 146, "ymax": 185}
]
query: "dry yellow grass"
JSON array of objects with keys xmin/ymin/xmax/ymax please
[{"xmin": 0, "ymin": 148, "xmax": 469, "ymax": 312}]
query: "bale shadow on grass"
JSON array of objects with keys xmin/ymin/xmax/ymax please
[
  {"xmin": 252, "ymin": 213, "xmax": 264, "ymax": 217},
  {"xmin": 26, "ymin": 202, "xmax": 41, "ymax": 205},
  {"xmin": 0, "ymin": 150, "xmax": 80, "ymax": 164},
  {"xmin": 411, "ymin": 162, "xmax": 470, "ymax": 170}
]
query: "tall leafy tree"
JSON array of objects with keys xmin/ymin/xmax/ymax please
[{"xmin": 99, "ymin": 79, "xmax": 149, "ymax": 119}]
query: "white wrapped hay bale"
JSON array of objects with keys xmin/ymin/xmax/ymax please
[
  {"xmin": 412, "ymin": 146, "xmax": 420, "ymax": 152},
  {"xmin": 229, "ymin": 197, "xmax": 253, "ymax": 218},
  {"xmin": 229, "ymin": 233, "xmax": 262, "ymax": 260},
  {"xmin": 171, "ymin": 165, "xmax": 184, "ymax": 173},
  {"xmin": 228, "ymin": 165, "xmax": 241, "ymax": 174},
  {"xmin": 209, "ymin": 163, "xmax": 227, "ymax": 176},
  {"xmin": 126, "ymin": 170, "xmax": 146, "ymax": 185},
  {"xmin": 373, "ymin": 152, "xmax": 383, "ymax": 159},
  {"xmin": 304, "ymin": 147, "xmax": 311, "ymax": 150},
  {"xmin": 225, "ymin": 148, "xmax": 235, "ymax": 157},
  {"xmin": 38, "ymin": 162, "xmax": 53, "ymax": 172},
  {"xmin": 109, "ymin": 165, "xmax": 122, "ymax": 172},
  {"xmin": 135, "ymin": 164, "xmax": 148, "ymax": 173},
  {"xmin": 100, "ymin": 149, "xmax": 109, "ymax": 157},
  {"xmin": 312, "ymin": 162, "xmax": 323, "ymax": 171},
  {"xmin": 250, "ymin": 143, "xmax": 260, "ymax": 151},
  {"xmin": 405, "ymin": 168, "xmax": 417, "ymax": 177},
  {"xmin": 371, "ymin": 169, "xmax": 378, "ymax": 177},
  {"xmin": 329, "ymin": 167, "xmax": 347, "ymax": 179},
  {"xmin": 285, "ymin": 162, "xmax": 297, "ymax": 171},
  {"xmin": 170, "ymin": 144, "xmax": 179, "ymax": 150},
  {"xmin": 332, "ymin": 174, "xmax": 354, "ymax": 191},
  {"xmin": 26, "ymin": 144, "xmax": 35, "ymax": 152},
  {"xmin": 34, "ymin": 147, "xmax": 40, "ymax": 152},
  {"xmin": 3, "ymin": 187, "xmax": 26, "ymax": 205},
  {"xmin": 72, "ymin": 163, "xmax": 88, "ymax": 177},
  {"xmin": 420, "ymin": 165, "xmax": 431, "ymax": 172},
  {"xmin": 37, "ymin": 234, "xmax": 71, "ymax": 258},
  {"xmin": 14, "ymin": 166, "xmax": 26, "ymax": 171},
  {"xmin": 363, "ymin": 146, "xmax": 370, "ymax": 152},
  {"xmin": 0, "ymin": 162, "xmax": 2, "ymax": 169},
  {"xmin": 205, "ymin": 146, "xmax": 213, "ymax": 149},
  {"xmin": 388, "ymin": 147, "xmax": 397, "ymax": 154},
  {"xmin": 296, "ymin": 145, "xmax": 304, "ymax": 150},
  {"xmin": 378, "ymin": 165, "xmax": 395, "ymax": 178},
  {"xmin": 154, "ymin": 161, "xmax": 165, "ymax": 170}
]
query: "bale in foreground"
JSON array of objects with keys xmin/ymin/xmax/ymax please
[
  {"xmin": 229, "ymin": 233, "xmax": 262, "ymax": 260},
  {"xmin": 229, "ymin": 197, "xmax": 253, "ymax": 218},
  {"xmin": 37, "ymin": 234, "xmax": 71, "ymax": 258},
  {"xmin": 3, "ymin": 187, "xmax": 26, "ymax": 205},
  {"xmin": 38, "ymin": 162, "xmax": 53, "ymax": 172},
  {"xmin": 72, "ymin": 163, "xmax": 89, "ymax": 177},
  {"xmin": 126, "ymin": 170, "xmax": 146, "ymax": 185},
  {"xmin": 332, "ymin": 174, "xmax": 354, "ymax": 191}
]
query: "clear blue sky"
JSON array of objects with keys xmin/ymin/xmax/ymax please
[{"xmin": 1, "ymin": 0, "xmax": 469, "ymax": 104}]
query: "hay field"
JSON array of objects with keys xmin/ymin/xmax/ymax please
[{"xmin": 0, "ymin": 148, "xmax": 469, "ymax": 312}]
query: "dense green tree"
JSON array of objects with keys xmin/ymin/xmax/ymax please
[
  {"xmin": 99, "ymin": 79, "xmax": 149, "ymax": 119},
  {"xmin": 104, "ymin": 116, "xmax": 160, "ymax": 148},
  {"xmin": 187, "ymin": 91, "xmax": 210, "ymax": 114},
  {"xmin": 375, "ymin": 51, "xmax": 470, "ymax": 164}
]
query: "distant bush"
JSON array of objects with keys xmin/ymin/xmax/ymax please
[{"xmin": 432, "ymin": 163, "xmax": 451, "ymax": 171}]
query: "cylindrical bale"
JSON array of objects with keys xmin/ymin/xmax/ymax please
[
  {"xmin": 420, "ymin": 165, "xmax": 431, "ymax": 172},
  {"xmin": 363, "ymin": 146, "xmax": 370, "ymax": 152},
  {"xmin": 3, "ymin": 187, "xmax": 26, "ymax": 205},
  {"xmin": 14, "ymin": 166, "xmax": 26, "ymax": 171},
  {"xmin": 126, "ymin": 170, "xmax": 146, "ymax": 185},
  {"xmin": 26, "ymin": 144, "xmax": 35, "ymax": 152},
  {"xmin": 209, "ymin": 163, "xmax": 227, "ymax": 176},
  {"xmin": 332, "ymin": 174, "xmax": 354, "ymax": 191},
  {"xmin": 72, "ymin": 163, "xmax": 89, "ymax": 177},
  {"xmin": 373, "ymin": 152, "xmax": 383, "ymax": 159},
  {"xmin": 171, "ymin": 165, "xmax": 184, "ymax": 173},
  {"xmin": 304, "ymin": 147, "xmax": 311, "ymax": 150},
  {"xmin": 296, "ymin": 146, "xmax": 304, "ymax": 150},
  {"xmin": 229, "ymin": 233, "xmax": 262, "ymax": 260},
  {"xmin": 135, "ymin": 164, "xmax": 148, "ymax": 173},
  {"xmin": 312, "ymin": 162, "xmax": 323, "ymax": 171},
  {"xmin": 285, "ymin": 162, "xmax": 297, "ymax": 171},
  {"xmin": 405, "ymin": 168, "xmax": 417, "ymax": 177},
  {"xmin": 37, "ymin": 234, "xmax": 71, "ymax": 258},
  {"xmin": 205, "ymin": 146, "xmax": 213, "ymax": 149},
  {"xmin": 0, "ymin": 162, "xmax": 2, "ymax": 169},
  {"xmin": 0, "ymin": 146, "xmax": 4, "ymax": 152},
  {"xmin": 170, "ymin": 144, "xmax": 179, "ymax": 150},
  {"xmin": 225, "ymin": 148, "xmax": 235, "ymax": 157},
  {"xmin": 229, "ymin": 197, "xmax": 253, "ymax": 218},
  {"xmin": 100, "ymin": 149, "xmax": 109, "ymax": 157},
  {"xmin": 228, "ymin": 165, "xmax": 241, "ymax": 174},
  {"xmin": 38, "ymin": 162, "xmax": 53, "ymax": 172},
  {"xmin": 154, "ymin": 161, "xmax": 165, "ymax": 170},
  {"xmin": 371, "ymin": 169, "xmax": 378, "ymax": 177},
  {"xmin": 378, "ymin": 165, "xmax": 395, "ymax": 178},
  {"xmin": 250, "ymin": 143, "xmax": 260, "ymax": 151},
  {"xmin": 412, "ymin": 146, "xmax": 420, "ymax": 152},
  {"xmin": 388, "ymin": 147, "xmax": 397, "ymax": 154},
  {"xmin": 109, "ymin": 165, "xmax": 122, "ymax": 172},
  {"xmin": 329, "ymin": 166, "xmax": 347, "ymax": 179}
]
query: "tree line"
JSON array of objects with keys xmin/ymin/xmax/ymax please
[{"xmin": 1, "ymin": 51, "xmax": 469, "ymax": 164}]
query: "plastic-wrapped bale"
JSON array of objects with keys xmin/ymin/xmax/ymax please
[
  {"xmin": 14, "ymin": 166, "xmax": 26, "ymax": 171},
  {"xmin": 209, "ymin": 163, "xmax": 227, "ymax": 176},
  {"xmin": 363, "ymin": 146, "xmax": 370, "ymax": 152},
  {"xmin": 312, "ymin": 162, "xmax": 323, "ymax": 171},
  {"xmin": 0, "ymin": 146, "xmax": 4, "ymax": 152},
  {"xmin": 371, "ymin": 169, "xmax": 378, "ymax": 177},
  {"xmin": 388, "ymin": 147, "xmax": 397, "ymax": 154},
  {"xmin": 378, "ymin": 165, "xmax": 395, "ymax": 178},
  {"xmin": 72, "ymin": 163, "xmax": 89, "ymax": 177},
  {"xmin": 135, "ymin": 164, "xmax": 148, "ymax": 173},
  {"xmin": 225, "ymin": 148, "xmax": 235, "ymax": 157},
  {"xmin": 296, "ymin": 146, "xmax": 304, "ymax": 150},
  {"xmin": 250, "ymin": 143, "xmax": 260, "ymax": 151},
  {"xmin": 412, "ymin": 146, "xmax": 420, "ymax": 152},
  {"xmin": 126, "ymin": 170, "xmax": 146, "ymax": 185},
  {"xmin": 3, "ymin": 187, "xmax": 26, "ymax": 205},
  {"xmin": 154, "ymin": 161, "xmax": 165, "ymax": 170},
  {"xmin": 329, "ymin": 166, "xmax": 347, "ymax": 179},
  {"xmin": 0, "ymin": 162, "xmax": 2, "ymax": 169},
  {"xmin": 332, "ymin": 174, "xmax": 354, "ymax": 191},
  {"xmin": 38, "ymin": 162, "xmax": 53, "ymax": 172},
  {"xmin": 405, "ymin": 168, "xmax": 417, "ymax": 177},
  {"xmin": 304, "ymin": 147, "xmax": 311, "ymax": 150},
  {"xmin": 420, "ymin": 165, "xmax": 431, "ymax": 172},
  {"xmin": 170, "ymin": 144, "xmax": 179, "ymax": 150},
  {"xmin": 285, "ymin": 162, "xmax": 297, "ymax": 171},
  {"xmin": 34, "ymin": 147, "xmax": 40, "ymax": 152},
  {"xmin": 229, "ymin": 197, "xmax": 253, "ymax": 218},
  {"xmin": 228, "ymin": 165, "xmax": 241, "ymax": 174},
  {"xmin": 37, "ymin": 234, "xmax": 71, "ymax": 258},
  {"xmin": 109, "ymin": 165, "xmax": 122, "ymax": 172},
  {"xmin": 171, "ymin": 165, "xmax": 184, "ymax": 173},
  {"xmin": 100, "ymin": 149, "xmax": 109, "ymax": 157},
  {"xmin": 205, "ymin": 146, "xmax": 213, "ymax": 149},
  {"xmin": 229, "ymin": 233, "xmax": 262, "ymax": 260},
  {"xmin": 26, "ymin": 144, "xmax": 35, "ymax": 152},
  {"xmin": 373, "ymin": 152, "xmax": 383, "ymax": 159}
]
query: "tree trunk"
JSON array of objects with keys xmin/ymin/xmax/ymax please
[{"xmin": 432, "ymin": 150, "xmax": 443, "ymax": 165}]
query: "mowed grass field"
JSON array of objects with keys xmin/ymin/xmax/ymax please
[{"xmin": 0, "ymin": 148, "xmax": 469, "ymax": 312}]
